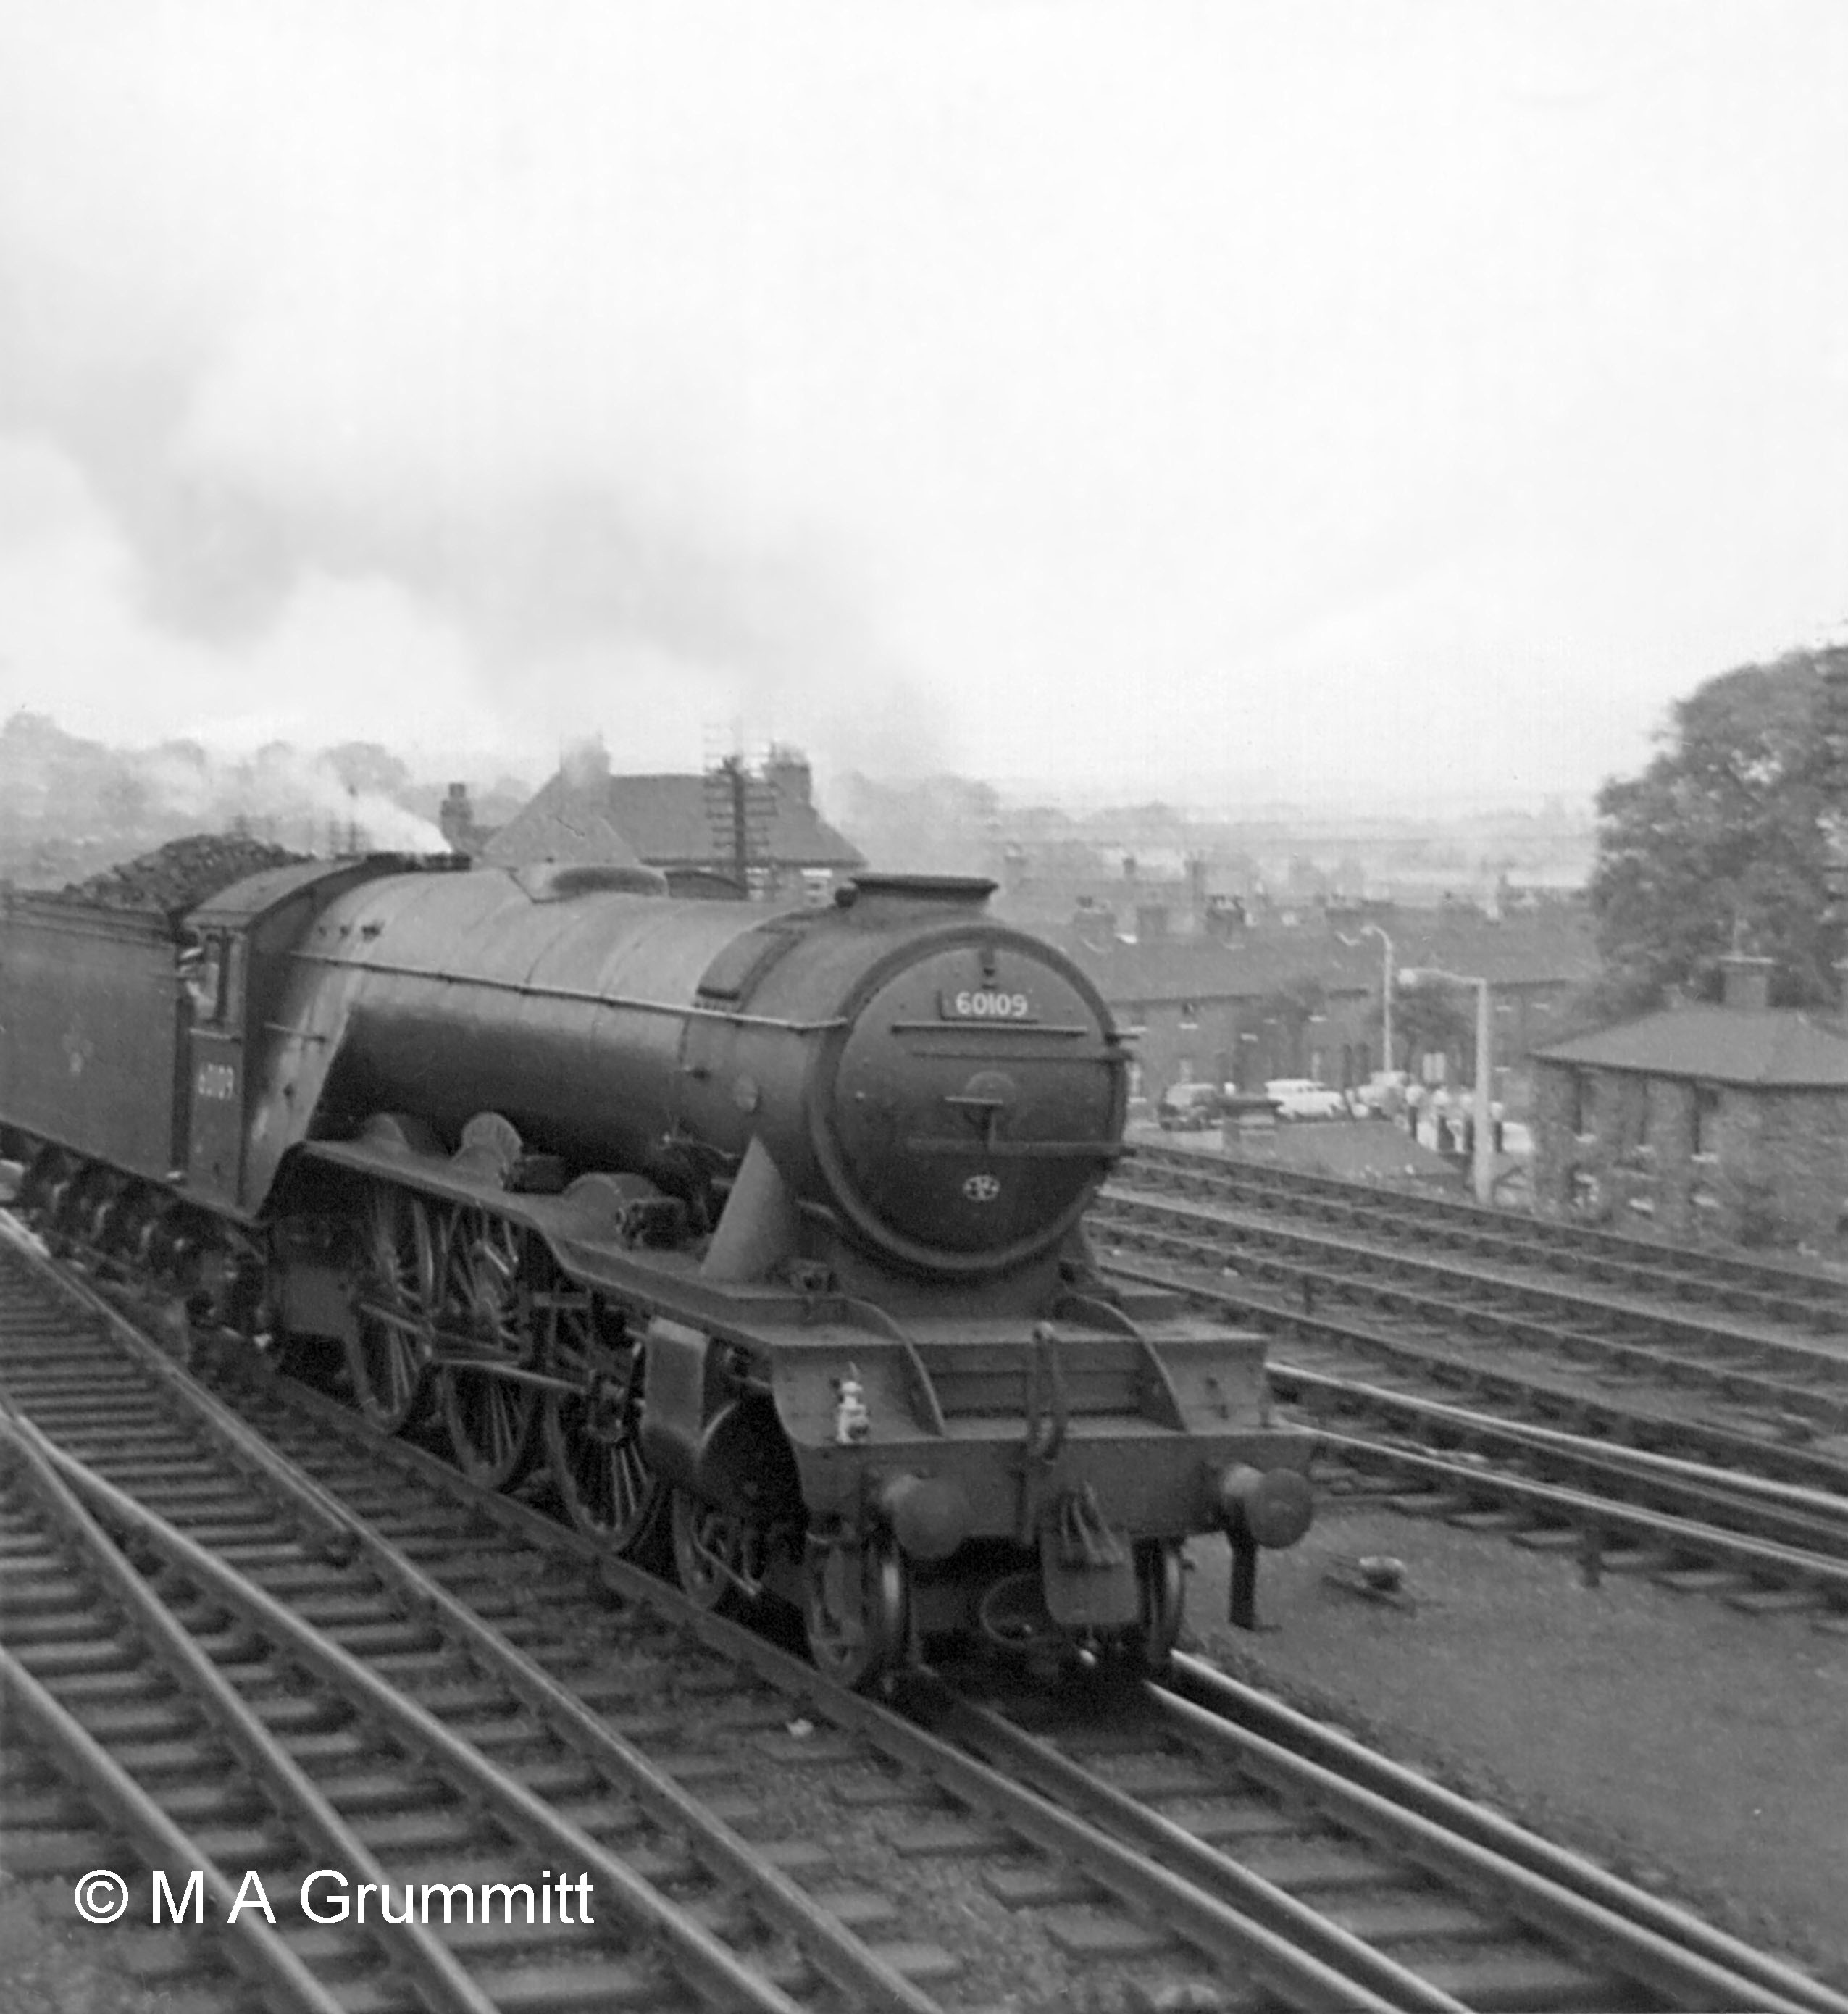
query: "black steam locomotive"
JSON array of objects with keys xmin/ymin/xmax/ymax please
[{"xmin": 0, "ymin": 852, "xmax": 1312, "ymax": 1685}]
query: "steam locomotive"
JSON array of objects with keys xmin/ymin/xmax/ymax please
[{"xmin": 0, "ymin": 852, "xmax": 1313, "ymax": 1685}]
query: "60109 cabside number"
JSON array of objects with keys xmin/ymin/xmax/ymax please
[{"xmin": 939, "ymin": 988, "xmax": 1035, "ymax": 1021}]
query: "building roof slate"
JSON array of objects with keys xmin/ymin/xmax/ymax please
[
  {"xmin": 1052, "ymin": 913, "xmax": 1597, "ymax": 1006},
  {"xmin": 480, "ymin": 791, "xmax": 648, "ymax": 870},
  {"xmin": 1534, "ymin": 1006, "xmax": 1848, "ymax": 1087},
  {"xmin": 488, "ymin": 770, "xmax": 864, "ymax": 873}
]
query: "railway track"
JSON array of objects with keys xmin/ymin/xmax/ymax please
[
  {"xmin": 1092, "ymin": 1242, "xmax": 1848, "ymax": 1611},
  {"xmin": 0, "ymin": 1234, "xmax": 950, "ymax": 2014},
  {"xmin": 1095, "ymin": 1153, "xmax": 1848, "ymax": 1611},
  {"xmin": 1127, "ymin": 1141, "xmax": 1848, "ymax": 1337},
  {"xmin": 4, "ymin": 1228, "xmax": 1846, "ymax": 2010},
  {"xmin": 1097, "ymin": 1171, "xmax": 1848, "ymax": 1436}
]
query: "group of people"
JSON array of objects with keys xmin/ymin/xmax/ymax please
[{"xmin": 1397, "ymin": 1081, "xmax": 1504, "ymax": 1156}]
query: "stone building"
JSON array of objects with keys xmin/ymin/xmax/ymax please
[{"xmin": 1529, "ymin": 957, "xmax": 1848, "ymax": 1250}]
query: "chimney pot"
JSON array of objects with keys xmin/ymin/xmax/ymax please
[{"xmin": 1719, "ymin": 953, "xmax": 1774, "ymax": 1012}]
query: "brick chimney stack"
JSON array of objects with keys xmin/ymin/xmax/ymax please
[
  {"xmin": 1719, "ymin": 953, "xmax": 1775, "ymax": 1011},
  {"xmin": 438, "ymin": 782, "xmax": 473, "ymax": 853}
]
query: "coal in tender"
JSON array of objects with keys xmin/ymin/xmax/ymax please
[{"xmin": 61, "ymin": 834, "xmax": 309, "ymax": 921}]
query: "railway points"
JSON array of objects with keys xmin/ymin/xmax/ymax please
[{"xmin": 6, "ymin": 1222, "xmax": 1844, "ymax": 2011}]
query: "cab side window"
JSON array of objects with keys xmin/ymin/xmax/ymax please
[{"xmin": 181, "ymin": 934, "xmax": 235, "ymax": 1022}]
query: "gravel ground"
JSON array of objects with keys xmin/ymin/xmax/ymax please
[
  {"xmin": 0, "ymin": 1881, "xmax": 201, "ymax": 2014},
  {"xmin": 1184, "ymin": 1495, "xmax": 1848, "ymax": 1986}
]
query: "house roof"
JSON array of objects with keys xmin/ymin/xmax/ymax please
[
  {"xmin": 1534, "ymin": 1006, "xmax": 1848, "ymax": 1088},
  {"xmin": 480, "ymin": 789, "xmax": 649, "ymax": 870},
  {"xmin": 1056, "ymin": 929, "xmax": 1374, "ymax": 1003},
  {"xmin": 486, "ymin": 770, "xmax": 864, "ymax": 874}
]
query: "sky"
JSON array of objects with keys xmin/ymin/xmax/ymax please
[{"xmin": 0, "ymin": 0, "xmax": 1844, "ymax": 808}]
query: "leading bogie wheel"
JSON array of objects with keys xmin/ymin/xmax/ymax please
[
  {"xmin": 804, "ymin": 1532, "xmax": 911, "ymax": 1691},
  {"xmin": 1126, "ymin": 1538, "xmax": 1185, "ymax": 1672}
]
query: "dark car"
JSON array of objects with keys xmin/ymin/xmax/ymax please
[{"xmin": 1157, "ymin": 1082, "xmax": 1224, "ymax": 1131}]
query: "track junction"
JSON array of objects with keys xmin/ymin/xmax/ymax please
[
  {"xmin": 2, "ymin": 1215, "xmax": 1845, "ymax": 2013},
  {"xmin": 1097, "ymin": 1143, "xmax": 1848, "ymax": 1617}
]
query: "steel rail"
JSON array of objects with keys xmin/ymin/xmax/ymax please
[
  {"xmin": 1128, "ymin": 1141, "xmax": 1848, "ymax": 1313},
  {"xmin": 0, "ymin": 1647, "xmax": 348, "ymax": 2014},
  {"xmin": 1103, "ymin": 1246, "xmax": 1848, "ymax": 1492},
  {"xmin": 0, "ymin": 1252, "xmax": 941, "ymax": 2012},
  {"xmin": 15, "ymin": 1430, "xmax": 811, "ymax": 2014},
  {"xmin": 1100, "ymin": 1184, "xmax": 1848, "ymax": 1382},
  {"xmin": 1161, "ymin": 1652, "xmax": 1848, "ymax": 2014},
  {"xmin": 285, "ymin": 1461, "xmax": 947, "ymax": 2014},
  {"xmin": 1139, "ymin": 1676, "xmax": 1839, "ymax": 2014},
  {"xmin": 256, "ymin": 1383, "xmax": 1414, "ymax": 2014},
  {"xmin": 0, "ymin": 1209, "xmax": 360, "ymax": 1558},
  {"xmin": 899, "ymin": 1675, "xmax": 1471, "ymax": 2014},
  {"xmin": 0, "ymin": 1403, "xmax": 501, "ymax": 2014},
  {"xmin": 1275, "ymin": 1363, "xmax": 1848, "ymax": 1535},
  {"xmin": 259, "ymin": 1371, "xmax": 1848, "ymax": 2014},
  {"xmin": 1096, "ymin": 1205, "xmax": 1848, "ymax": 1429},
  {"xmin": 1305, "ymin": 1423, "xmax": 1848, "ymax": 1601}
]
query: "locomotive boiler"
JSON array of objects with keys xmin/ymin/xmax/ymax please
[{"xmin": 0, "ymin": 852, "xmax": 1313, "ymax": 1686}]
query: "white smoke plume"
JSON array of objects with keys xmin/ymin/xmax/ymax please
[{"xmin": 0, "ymin": 711, "xmax": 446, "ymax": 873}]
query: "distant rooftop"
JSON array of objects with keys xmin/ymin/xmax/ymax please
[{"xmin": 482, "ymin": 749, "xmax": 863, "ymax": 876}]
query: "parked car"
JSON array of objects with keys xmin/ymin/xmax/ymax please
[
  {"xmin": 1156, "ymin": 1082, "xmax": 1224, "ymax": 1131},
  {"xmin": 1263, "ymin": 1077, "xmax": 1347, "ymax": 1120}
]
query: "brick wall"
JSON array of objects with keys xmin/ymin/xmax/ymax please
[{"xmin": 1534, "ymin": 1061, "xmax": 1847, "ymax": 1252}]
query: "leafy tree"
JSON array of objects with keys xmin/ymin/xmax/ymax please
[
  {"xmin": 1394, "ymin": 977, "xmax": 1473, "ymax": 1077},
  {"xmin": 1256, "ymin": 975, "xmax": 1326, "ymax": 1074},
  {"xmin": 1589, "ymin": 645, "xmax": 1848, "ymax": 1009}
]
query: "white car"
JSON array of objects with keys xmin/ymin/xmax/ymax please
[{"xmin": 1263, "ymin": 1077, "xmax": 1347, "ymax": 1120}]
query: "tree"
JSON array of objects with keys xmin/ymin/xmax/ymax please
[
  {"xmin": 1394, "ymin": 977, "xmax": 1473, "ymax": 1078},
  {"xmin": 1589, "ymin": 645, "xmax": 1848, "ymax": 1010},
  {"xmin": 1256, "ymin": 975, "xmax": 1326, "ymax": 1076}
]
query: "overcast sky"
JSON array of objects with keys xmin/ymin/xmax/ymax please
[{"xmin": 1, "ymin": 1, "xmax": 1843, "ymax": 806}]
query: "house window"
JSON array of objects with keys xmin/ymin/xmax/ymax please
[
  {"xmin": 1179, "ymin": 1000, "xmax": 1200, "ymax": 1031},
  {"xmin": 1694, "ymin": 1085, "xmax": 1721, "ymax": 1158},
  {"xmin": 1567, "ymin": 1069, "xmax": 1592, "ymax": 1137}
]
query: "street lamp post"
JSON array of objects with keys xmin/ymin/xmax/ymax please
[
  {"xmin": 1401, "ymin": 965, "xmax": 1494, "ymax": 1206},
  {"xmin": 1363, "ymin": 924, "xmax": 1395, "ymax": 1077}
]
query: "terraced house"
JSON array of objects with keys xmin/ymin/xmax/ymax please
[
  {"xmin": 1531, "ymin": 956, "xmax": 1848, "ymax": 1251},
  {"xmin": 1045, "ymin": 907, "xmax": 1597, "ymax": 1111}
]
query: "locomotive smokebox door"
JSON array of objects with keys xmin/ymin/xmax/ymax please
[{"xmin": 185, "ymin": 929, "xmax": 246, "ymax": 1201}]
